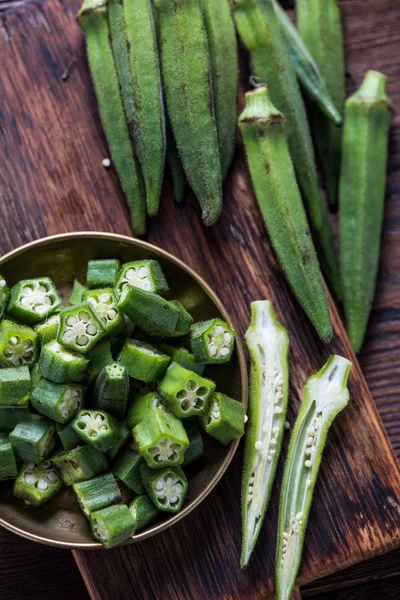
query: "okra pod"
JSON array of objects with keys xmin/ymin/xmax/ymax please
[
  {"xmin": 182, "ymin": 423, "xmax": 204, "ymax": 466},
  {"xmin": 0, "ymin": 432, "xmax": 18, "ymax": 480},
  {"xmin": 69, "ymin": 280, "xmax": 87, "ymax": 306},
  {"xmin": 155, "ymin": 0, "xmax": 223, "ymax": 225},
  {"xmin": 86, "ymin": 339, "xmax": 113, "ymax": 383},
  {"xmin": 241, "ymin": 301, "xmax": 289, "ymax": 567},
  {"xmin": 90, "ymin": 503, "xmax": 136, "ymax": 548},
  {"xmin": 107, "ymin": 419, "xmax": 130, "ymax": 460},
  {"xmin": 84, "ymin": 288, "xmax": 125, "ymax": 338},
  {"xmin": 276, "ymin": 356, "xmax": 352, "ymax": 600},
  {"xmin": 93, "ymin": 362, "xmax": 129, "ymax": 420},
  {"xmin": 38, "ymin": 341, "xmax": 89, "ymax": 383},
  {"xmin": 140, "ymin": 463, "xmax": 188, "ymax": 513},
  {"xmin": 0, "ymin": 320, "xmax": 38, "ymax": 369},
  {"xmin": 169, "ymin": 301, "xmax": 193, "ymax": 337},
  {"xmin": 158, "ymin": 362, "xmax": 215, "ymax": 418},
  {"xmin": 72, "ymin": 409, "xmax": 120, "ymax": 453},
  {"xmin": 86, "ymin": 259, "xmax": 120, "ymax": 289},
  {"xmin": 202, "ymin": 0, "xmax": 238, "ymax": 178},
  {"xmin": 14, "ymin": 459, "xmax": 63, "ymax": 506},
  {"xmin": 129, "ymin": 494, "xmax": 159, "ymax": 533},
  {"xmin": 6, "ymin": 277, "xmax": 62, "ymax": 325},
  {"xmin": 201, "ymin": 392, "xmax": 245, "ymax": 446},
  {"xmin": 10, "ymin": 413, "xmax": 56, "ymax": 463},
  {"xmin": 52, "ymin": 445, "xmax": 108, "ymax": 485},
  {"xmin": 73, "ymin": 473, "xmax": 122, "ymax": 518},
  {"xmin": 238, "ymin": 87, "xmax": 332, "ymax": 342},
  {"xmin": 190, "ymin": 318, "xmax": 236, "ymax": 364},
  {"xmin": 119, "ymin": 339, "xmax": 170, "ymax": 382},
  {"xmin": 114, "ymin": 260, "xmax": 168, "ymax": 298},
  {"xmin": 30, "ymin": 379, "xmax": 84, "ymax": 424},
  {"xmin": 58, "ymin": 303, "xmax": 105, "ymax": 354},
  {"xmin": 339, "ymin": 71, "xmax": 393, "ymax": 353},
  {"xmin": 0, "ymin": 366, "xmax": 31, "ymax": 407},
  {"xmin": 77, "ymin": 0, "xmax": 146, "ymax": 235},
  {"xmin": 34, "ymin": 313, "xmax": 60, "ymax": 345},
  {"xmin": 112, "ymin": 448, "xmax": 145, "ymax": 494},
  {"xmin": 117, "ymin": 287, "xmax": 180, "ymax": 337},
  {"xmin": 166, "ymin": 119, "xmax": 185, "ymax": 203}
]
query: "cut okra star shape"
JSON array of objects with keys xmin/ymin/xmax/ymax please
[{"xmin": 58, "ymin": 303, "xmax": 104, "ymax": 353}]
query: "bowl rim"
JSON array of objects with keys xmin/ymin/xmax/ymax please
[{"xmin": 0, "ymin": 232, "xmax": 248, "ymax": 549}]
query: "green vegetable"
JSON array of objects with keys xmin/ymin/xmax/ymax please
[
  {"xmin": 58, "ymin": 303, "xmax": 104, "ymax": 354},
  {"xmin": 72, "ymin": 409, "xmax": 120, "ymax": 453},
  {"xmin": 119, "ymin": 339, "xmax": 170, "ymax": 382},
  {"xmin": 86, "ymin": 339, "xmax": 113, "ymax": 382},
  {"xmin": 30, "ymin": 379, "xmax": 83, "ymax": 424},
  {"xmin": 90, "ymin": 504, "xmax": 136, "ymax": 548},
  {"xmin": 93, "ymin": 362, "xmax": 129, "ymax": 420},
  {"xmin": 166, "ymin": 119, "xmax": 185, "ymax": 203},
  {"xmin": 127, "ymin": 392, "xmax": 164, "ymax": 429},
  {"xmin": 160, "ymin": 344, "xmax": 205, "ymax": 376},
  {"xmin": 34, "ymin": 314, "xmax": 60, "ymax": 345},
  {"xmin": 52, "ymin": 445, "xmax": 108, "ymax": 486},
  {"xmin": 86, "ymin": 259, "xmax": 120, "ymax": 289},
  {"xmin": 182, "ymin": 423, "xmax": 204, "ymax": 466},
  {"xmin": 114, "ymin": 260, "xmax": 168, "ymax": 298},
  {"xmin": 38, "ymin": 341, "xmax": 89, "ymax": 384},
  {"xmin": 158, "ymin": 362, "xmax": 215, "ymax": 418},
  {"xmin": 56, "ymin": 422, "xmax": 82, "ymax": 451},
  {"xmin": 169, "ymin": 301, "xmax": 193, "ymax": 337},
  {"xmin": 190, "ymin": 318, "xmax": 236, "ymax": 363},
  {"xmin": 129, "ymin": 494, "xmax": 159, "ymax": 533},
  {"xmin": 83, "ymin": 288, "xmax": 125, "ymax": 337},
  {"xmin": 112, "ymin": 448, "xmax": 145, "ymax": 494},
  {"xmin": 14, "ymin": 459, "xmax": 63, "ymax": 506},
  {"xmin": 69, "ymin": 279, "xmax": 87, "ymax": 306},
  {"xmin": 0, "ymin": 320, "xmax": 38, "ymax": 368},
  {"xmin": 31, "ymin": 364, "xmax": 43, "ymax": 388},
  {"xmin": 6, "ymin": 277, "xmax": 62, "ymax": 325},
  {"xmin": 0, "ymin": 432, "xmax": 18, "ymax": 480},
  {"xmin": 141, "ymin": 463, "xmax": 188, "ymax": 512},
  {"xmin": 73, "ymin": 472, "xmax": 122, "ymax": 518},
  {"xmin": 0, "ymin": 276, "xmax": 10, "ymax": 318},
  {"xmin": 201, "ymin": 392, "xmax": 245, "ymax": 445},
  {"xmin": 117, "ymin": 287, "xmax": 180, "ymax": 337},
  {"xmin": 0, "ymin": 366, "xmax": 31, "ymax": 407},
  {"xmin": 0, "ymin": 406, "xmax": 28, "ymax": 433},
  {"xmin": 107, "ymin": 419, "xmax": 130, "ymax": 460},
  {"xmin": 10, "ymin": 413, "xmax": 56, "ymax": 463}
]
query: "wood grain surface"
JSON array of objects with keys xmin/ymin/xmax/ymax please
[{"xmin": 0, "ymin": 0, "xmax": 399, "ymax": 599}]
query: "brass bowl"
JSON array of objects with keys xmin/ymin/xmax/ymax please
[{"xmin": 0, "ymin": 232, "xmax": 247, "ymax": 549}]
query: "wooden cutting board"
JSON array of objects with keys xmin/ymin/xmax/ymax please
[{"xmin": 0, "ymin": 0, "xmax": 399, "ymax": 598}]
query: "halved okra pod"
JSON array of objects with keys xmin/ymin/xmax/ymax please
[
  {"xmin": 155, "ymin": 0, "xmax": 223, "ymax": 225},
  {"xmin": 72, "ymin": 409, "xmax": 120, "ymax": 453},
  {"xmin": 202, "ymin": 392, "xmax": 245, "ymax": 446},
  {"xmin": 90, "ymin": 503, "xmax": 136, "ymax": 548},
  {"xmin": 231, "ymin": 0, "xmax": 341, "ymax": 299},
  {"xmin": 0, "ymin": 433, "xmax": 18, "ymax": 480},
  {"xmin": 127, "ymin": 392, "xmax": 164, "ymax": 429},
  {"xmin": 86, "ymin": 259, "xmax": 120, "ymax": 289},
  {"xmin": 140, "ymin": 463, "xmax": 188, "ymax": 513},
  {"xmin": 118, "ymin": 287, "xmax": 180, "ymax": 337},
  {"xmin": 73, "ymin": 472, "xmax": 122, "ymax": 518},
  {"xmin": 119, "ymin": 339, "xmax": 170, "ymax": 382},
  {"xmin": 0, "ymin": 366, "xmax": 31, "ymax": 407},
  {"xmin": 34, "ymin": 313, "xmax": 60, "ymax": 345},
  {"xmin": 129, "ymin": 495, "xmax": 159, "ymax": 533},
  {"xmin": 112, "ymin": 448, "xmax": 145, "ymax": 494},
  {"xmin": 158, "ymin": 362, "xmax": 215, "ymax": 418},
  {"xmin": 160, "ymin": 344, "xmax": 205, "ymax": 376},
  {"xmin": 6, "ymin": 277, "xmax": 62, "ymax": 325},
  {"xmin": 52, "ymin": 445, "xmax": 108, "ymax": 485},
  {"xmin": 114, "ymin": 260, "xmax": 168, "ymax": 298},
  {"xmin": 69, "ymin": 280, "xmax": 87, "ymax": 306},
  {"xmin": 202, "ymin": 0, "xmax": 238, "ymax": 178},
  {"xmin": 339, "ymin": 71, "xmax": 393, "ymax": 353},
  {"xmin": 241, "ymin": 301, "xmax": 289, "ymax": 568},
  {"xmin": 238, "ymin": 87, "xmax": 332, "ymax": 342},
  {"xmin": 58, "ymin": 303, "xmax": 104, "ymax": 353},
  {"xmin": 0, "ymin": 407, "xmax": 28, "ymax": 433},
  {"xmin": 56, "ymin": 422, "xmax": 82, "ymax": 451},
  {"xmin": 83, "ymin": 288, "xmax": 125, "ymax": 338},
  {"xmin": 77, "ymin": 0, "xmax": 146, "ymax": 235},
  {"xmin": 93, "ymin": 362, "xmax": 129, "ymax": 420},
  {"xmin": 0, "ymin": 276, "xmax": 10, "ymax": 318},
  {"xmin": 190, "ymin": 318, "xmax": 235, "ymax": 364},
  {"xmin": 182, "ymin": 423, "xmax": 204, "ymax": 466},
  {"xmin": 0, "ymin": 320, "xmax": 38, "ymax": 368},
  {"xmin": 10, "ymin": 413, "xmax": 56, "ymax": 463},
  {"xmin": 276, "ymin": 356, "xmax": 352, "ymax": 600},
  {"xmin": 297, "ymin": 0, "xmax": 345, "ymax": 206},
  {"xmin": 14, "ymin": 459, "xmax": 63, "ymax": 506},
  {"xmin": 38, "ymin": 341, "xmax": 89, "ymax": 383},
  {"xmin": 30, "ymin": 379, "xmax": 84, "ymax": 424}
]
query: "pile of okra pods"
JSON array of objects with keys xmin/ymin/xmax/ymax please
[{"xmin": 0, "ymin": 258, "xmax": 245, "ymax": 548}]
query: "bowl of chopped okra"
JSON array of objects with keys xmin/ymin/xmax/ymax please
[{"xmin": 0, "ymin": 232, "xmax": 247, "ymax": 549}]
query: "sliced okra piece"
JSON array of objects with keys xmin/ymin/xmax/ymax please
[
  {"xmin": 10, "ymin": 413, "xmax": 56, "ymax": 463},
  {"xmin": 31, "ymin": 364, "xmax": 43, "ymax": 388},
  {"xmin": 0, "ymin": 432, "xmax": 18, "ymax": 479},
  {"xmin": 51, "ymin": 445, "xmax": 108, "ymax": 486},
  {"xmin": 127, "ymin": 392, "xmax": 164, "ymax": 430},
  {"xmin": 0, "ymin": 366, "xmax": 31, "ymax": 407},
  {"xmin": 34, "ymin": 313, "xmax": 60, "ymax": 345},
  {"xmin": 69, "ymin": 279, "xmax": 87, "ymax": 306},
  {"xmin": 90, "ymin": 504, "xmax": 135, "ymax": 549},
  {"xmin": 73, "ymin": 472, "xmax": 122, "ymax": 518},
  {"xmin": 129, "ymin": 494, "xmax": 160, "ymax": 533},
  {"xmin": 202, "ymin": 392, "xmax": 245, "ymax": 445},
  {"xmin": 119, "ymin": 339, "xmax": 170, "ymax": 382},
  {"xmin": 6, "ymin": 277, "xmax": 62, "ymax": 325},
  {"xmin": 72, "ymin": 409, "xmax": 120, "ymax": 453},
  {"xmin": 276, "ymin": 356, "xmax": 352, "ymax": 600},
  {"xmin": 0, "ymin": 406, "xmax": 28, "ymax": 432},
  {"xmin": 0, "ymin": 320, "xmax": 38, "ymax": 368},
  {"xmin": 118, "ymin": 286, "xmax": 180, "ymax": 337},
  {"xmin": 83, "ymin": 288, "xmax": 125, "ymax": 338},
  {"xmin": 112, "ymin": 448, "xmax": 145, "ymax": 494},
  {"xmin": 107, "ymin": 419, "xmax": 130, "ymax": 460},
  {"xmin": 158, "ymin": 362, "xmax": 215, "ymax": 418},
  {"xmin": 191, "ymin": 318, "xmax": 236, "ymax": 364},
  {"xmin": 93, "ymin": 362, "xmax": 129, "ymax": 420},
  {"xmin": 87, "ymin": 259, "xmax": 120, "ymax": 289},
  {"xmin": 160, "ymin": 344, "xmax": 205, "ymax": 376},
  {"xmin": 141, "ymin": 463, "xmax": 187, "ymax": 513},
  {"xmin": 13, "ymin": 459, "xmax": 63, "ymax": 506},
  {"xmin": 182, "ymin": 422, "xmax": 204, "ymax": 466},
  {"xmin": 30, "ymin": 379, "xmax": 84, "ymax": 424},
  {"xmin": 114, "ymin": 260, "xmax": 168, "ymax": 298},
  {"xmin": 0, "ymin": 276, "xmax": 10, "ymax": 318},
  {"xmin": 133, "ymin": 407, "xmax": 189, "ymax": 468},
  {"xmin": 169, "ymin": 301, "xmax": 193, "ymax": 337},
  {"xmin": 56, "ymin": 422, "xmax": 82, "ymax": 451},
  {"xmin": 85, "ymin": 339, "xmax": 113, "ymax": 385},
  {"xmin": 38, "ymin": 341, "xmax": 89, "ymax": 384},
  {"xmin": 58, "ymin": 303, "xmax": 104, "ymax": 354}
]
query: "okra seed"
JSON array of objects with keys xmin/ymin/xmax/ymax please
[
  {"xmin": 305, "ymin": 460, "xmax": 312, "ymax": 468},
  {"xmin": 255, "ymin": 441, "xmax": 263, "ymax": 450}
]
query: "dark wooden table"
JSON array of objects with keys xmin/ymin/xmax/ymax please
[{"xmin": 0, "ymin": 0, "xmax": 399, "ymax": 598}]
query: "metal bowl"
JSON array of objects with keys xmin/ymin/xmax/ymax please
[{"xmin": 0, "ymin": 232, "xmax": 247, "ymax": 549}]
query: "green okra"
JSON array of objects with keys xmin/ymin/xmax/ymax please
[
  {"xmin": 276, "ymin": 355, "xmax": 352, "ymax": 600},
  {"xmin": 56, "ymin": 422, "xmax": 82, "ymax": 451},
  {"xmin": 339, "ymin": 71, "xmax": 393, "ymax": 353},
  {"xmin": 158, "ymin": 362, "xmax": 215, "ymax": 418},
  {"xmin": 0, "ymin": 320, "xmax": 38, "ymax": 368},
  {"xmin": 10, "ymin": 413, "xmax": 56, "ymax": 463},
  {"xmin": 0, "ymin": 406, "xmax": 28, "ymax": 433},
  {"xmin": 52, "ymin": 445, "xmax": 108, "ymax": 486},
  {"xmin": 169, "ymin": 301, "xmax": 193, "ymax": 337},
  {"xmin": 112, "ymin": 448, "xmax": 145, "ymax": 494},
  {"xmin": 159, "ymin": 344, "xmax": 205, "ymax": 376},
  {"xmin": 201, "ymin": 392, "xmax": 245, "ymax": 446},
  {"xmin": 271, "ymin": 0, "xmax": 341, "ymax": 125},
  {"xmin": 0, "ymin": 276, "xmax": 10, "ymax": 319},
  {"xmin": 155, "ymin": 0, "xmax": 223, "ymax": 225},
  {"xmin": 77, "ymin": 0, "xmax": 146, "ymax": 235},
  {"xmin": 31, "ymin": 364, "xmax": 43, "ymax": 388},
  {"xmin": 114, "ymin": 260, "xmax": 168, "ymax": 298},
  {"xmin": 38, "ymin": 341, "xmax": 89, "ymax": 384},
  {"xmin": 241, "ymin": 301, "xmax": 289, "ymax": 568},
  {"xmin": 86, "ymin": 259, "xmax": 120, "ymax": 289},
  {"xmin": 84, "ymin": 288, "xmax": 125, "ymax": 338},
  {"xmin": 58, "ymin": 303, "xmax": 105, "ymax": 354},
  {"xmin": 30, "ymin": 379, "xmax": 84, "ymax": 424},
  {"xmin": 14, "ymin": 459, "xmax": 63, "ymax": 506},
  {"xmin": 117, "ymin": 287, "xmax": 180, "ymax": 337},
  {"xmin": 0, "ymin": 366, "xmax": 31, "ymax": 407},
  {"xmin": 130, "ymin": 379, "xmax": 157, "ymax": 398},
  {"xmin": 93, "ymin": 362, "xmax": 129, "ymax": 420},
  {"xmin": 127, "ymin": 392, "xmax": 164, "ymax": 429},
  {"xmin": 119, "ymin": 339, "xmax": 170, "ymax": 383},
  {"xmin": 90, "ymin": 503, "xmax": 136, "ymax": 548},
  {"xmin": 202, "ymin": 0, "xmax": 238, "ymax": 178},
  {"xmin": 69, "ymin": 279, "xmax": 87, "ymax": 306},
  {"xmin": 129, "ymin": 494, "xmax": 159, "ymax": 533},
  {"xmin": 107, "ymin": 419, "xmax": 130, "ymax": 460},
  {"xmin": 238, "ymin": 87, "xmax": 332, "ymax": 342},
  {"xmin": 6, "ymin": 277, "xmax": 62, "ymax": 325},
  {"xmin": 140, "ymin": 463, "xmax": 188, "ymax": 513},
  {"xmin": 86, "ymin": 339, "xmax": 113, "ymax": 384},
  {"xmin": 34, "ymin": 313, "xmax": 60, "ymax": 345},
  {"xmin": 231, "ymin": 0, "xmax": 341, "ymax": 297},
  {"xmin": 166, "ymin": 119, "xmax": 185, "ymax": 203},
  {"xmin": 72, "ymin": 409, "xmax": 120, "ymax": 453},
  {"xmin": 182, "ymin": 422, "xmax": 204, "ymax": 466},
  {"xmin": 0, "ymin": 432, "xmax": 18, "ymax": 480},
  {"xmin": 190, "ymin": 318, "xmax": 236, "ymax": 364},
  {"xmin": 297, "ymin": 0, "xmax": 345, "ymax": 206},
  {"xmin": 73, "ymin": 473, "xmax": 122, "ymax": 518}
]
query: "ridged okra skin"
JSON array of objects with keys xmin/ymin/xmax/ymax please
[
  {"xmin": 38, "ymin": 341, "xmax": 89, "ymax": 384},
  {"xmin": 202, "ymin": 0, "xmax": 238, "ymax": 178},
  {"xmin": 0, "ymin": 366, "xmax": 31, "ymax": 407},
  {"xmin": 112, "ymin": 448, "xmax": 145, "ymax": 494},
  {"xmin": 129, "ymin": 494, "xmax": 159, "ymax": 533},
  {"xmin": 238, "ymin": 87, "xmax": 332, "ymax": 343},
  {"xmin": 90, "ymin": 504, "xmax": 136, "ymax": 548},
  {"xmin": 73, "ymin": 473, "xmax": 122, "ymax": 518},
  {"xmin": 202, "ymin": 392, "xmax": 245, "ymax": 446},
  {"xmin": 297, "ymin": 0, "xmax": 345, "ymax": 206},
  {"xmin": 169, "ymin": 301, "xmax": 193, "ymax": 337},
  {"xmin": 241, "ymin": 301, "xmax": 289, "ymax": 568},
  {"xmin": 339, "ymin": 71, "xmax": 393, "ymax": 353},
  {"xmin": 276, "ymin": 356, "xmax": 352, "ymax": 600},
  {"xmin": 166, "ymin": 119, "xmax": 185, "ymax": 203},
  {"xmin": 141, "ymin": 463, "xmax": 188, "ymax": 513},
  {"xmin": 0, "ymin": 320, "xmax": 38, "ymax": 369},
  {"xmin": 0, "ymin": 406, "xmax": 28, "ymax": 433},
  {"xmin": 127, "ymin": 392, "xmax": 164, "ymax": 429},
  {"xmin": 160, "ymin": 344, "xmax": 205, "ymax": 376},
  {"xmin": 107, "ymin": 419, "xmax": 130, "ymax": 460},
  {"xmin": 34, "ymin": 313, "xmax": 60, "ymax": 345},
  {"xmin": 10, "ymin": 413, "xmax": 56, "ymax": 463},
  {"xmin": 52, "ymin": 445, "xmax": 108, "ymax": 486},
  {"xmin": 77, "ymin": 0, "xmax": 146, "ymax": 235},
  {"xmin": 117, "ymin": 286, "xmax": 180, "ymax": 337},
  {"xmin": 114, "ymin": 260, "xmax": 169, "ymax": 298},
  {"xmin": 93, "ymin": 362, "xmax": 129, "ymax": 420},
  {"xmin": 72, "ymin": 410, "xmax": 120, "ymax": 453},
  {"xmin": 30, "ymin": 379, "xmax": 84, "ymax": 424},
  {"xmin": 119, "ymin": 339, "xmax": 170, "ymax": 382},
  {"xmin": 69, "ymin": 280, "xmax": 87, "ymax": 306},
  {"xmin": 6, "ymin": 277, "xmax": 62, "ymax": 325},
  {"xmin": 231, "ymin": 0, "xmax": 341, "ymax": 299},
  {"xmin": 86, "ymin": 339, "xmax": 113, "ymax": 384},
  {"xmin": 155, "ymin": 0, "xmax": 223, "ymax": 225},
  {"xmin": 86, "ymin": 259, "xmax": 120, "ymax": 289},
  {"xmin": 14, "ymin": 460, "xmax": 63, "ymax": 507},
  {"xmin": 0, "ymin": 432, "xmax": 18, "ymax": 480},
  {"xmin": 158, "ymin": 362, "xmax": 215, "ymax": 418}
]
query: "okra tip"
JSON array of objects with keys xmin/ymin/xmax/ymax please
[
  {"xmin": 239, "ymin": 86, "xmax": 285, "ymax": 125},
  {"xmin": 354, "ymin": 70, "xmax": 394, "ymax": 110},
  {"xmin": 77, "ymin": 0, "xmax": 107, "ymax": 23}
]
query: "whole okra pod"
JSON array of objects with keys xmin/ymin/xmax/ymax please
[
  {"xmin": 339, "ymin": 71, "xmax": 393, "ymax": 353},
  {"xmin": 238, "ymin": 87, "xmax": 332, "ymax": 342},
  {"xmin": 77, "ymin": 0, "xmax": 146, "ymax": 235},
  {"xmin": 276, "ymin": 356, "xmax": 352, "ymax": 600}
]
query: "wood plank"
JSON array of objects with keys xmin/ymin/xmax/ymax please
[{"xmin": 0, "ymin": 0, "xmax": 399, "ymax": 599}]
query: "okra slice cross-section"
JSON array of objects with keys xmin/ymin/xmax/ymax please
[
  {"xmin": 202, "ymin": 392, "xmax": 245, "ymax": 446},
  {"xmin": 158, "ymin": 362, "xmax": 215, "ymax": 418},
  {"xmin": 114, "ymin": 260, "xmax": 168, "ymax": 298},
  {"xmin": 30, "ymin": 379, "xmax": 84, "ymax": 424},
  {"xmin": 7, "ymin": 277, "xmax": 62, "ymax": 325},
  {"xmin": 141, "ymin": 463, "xmax": 188, "ymax": 513},
  {"xmin": 72, "ymin": 410, "xmax": 119, "ymax": 453},
  {"xmin": 191, "ymin": 318, "xmax": 236, "ymax": 363},
  {"xmin": 73, "ymin": 472, "xmax": 122, "ymax": 518},
  {"xmin": 13, "ymin": 459, "xmax": 63, "ymax": 506},
  {"xmin": 0, "ymin": 320, "xmax": 38, "ymax": 368},
  {"xmin": 58, "ymin": 303, "xmax": 104, "ymax": 353},
  {"xmin": 119, "ymin": 339, "xmax": 170, "ymax": 382}
]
